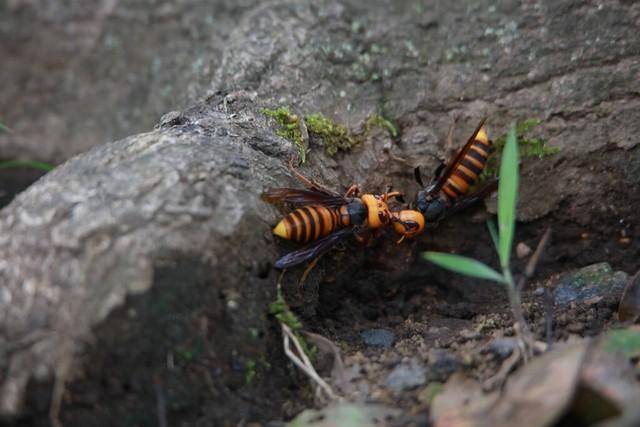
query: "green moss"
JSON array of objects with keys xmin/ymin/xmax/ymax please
[
  {"xmin": 493, "ymin": 119, "xmax": 560, "ymax": 158},
  {"xmin": 365, "ymin": 113, "xmax": 399, "ymax": 138},
  {"xmin": 248, "ymin": 327, "xmax": 259, "ymax": 340},
  {"xmin": 418, "ymin": 382, "xmax": 444, "ymax": 405},
  {"xmin": 244, "ymin": 356, "xmax": 272, "ymax": 385},
  {"xmin": 245, "ymin": 359, "xmax": 257, "ymax": 384},
  {"xmin": 263, "ymin": 107, "xmax": 398, "ymax": 160},
  {"xmin": 259, "ymin": 355, "xmax": 272, "ymax": 371},
  {"xmin": 480, "ymin": 118, "xmax": 560, "ymax": 181},
  {"xmin": 262, "ymin": 107, "xmax": 307, "ymax": 163},
  {"xmin": 175, "ymin": 348, "xmax": 195, "ymax": 363},
  {"xmin": 269, "ymin": 289, "xmax": 303, "ymax": 330},
  {"xmin": 306, "ymin": 112, "xmax": 359, "ymax": 156},
  {"xmin": 0, "ymin": 122, "xmax": 11, "ymax": 134},
  {"xmin": 269, "ymin": 288, "xmax": 316, "ymax": 359}
]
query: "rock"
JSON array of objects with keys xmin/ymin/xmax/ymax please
[
  {"xmin": 360, "ymin": 328, "xmax": 395, "ymax": 348},
  {"xmin": 483, "ymin": 338, "xmax": 518, "ymax": 360},
  {"xmin": 516, "ymin": 242, "xmax": 532, "ymax": 259},
  {"xmin": 426, "ymin": 350, "xmax": 464, "ymax": 383},
  {"xmin": 553, "ymin": 263, "xmax": 628, "ymax": 307},
  {"xmin": 385, "ymin": 358, "xmax": 427, "ymax": 393},
  {"xmin": 0, "ymin": 0, "xmax": 256, "ymax": 163},
  {"xmin": 0, "ymin": 95, "xmax": 298, "ymax": 423}
]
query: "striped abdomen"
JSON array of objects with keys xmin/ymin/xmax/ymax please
[
  {"xmin": 272, "ymin": 205, "xmax": 350, "ymax": 243},
  {"xmin": 441, "ymin": 127, "xmax": 492, "ymax": 201}
]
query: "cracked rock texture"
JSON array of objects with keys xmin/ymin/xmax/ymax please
[{"xmin": 1, "ymin": 0, "xmax": 639, "ymax": 425}]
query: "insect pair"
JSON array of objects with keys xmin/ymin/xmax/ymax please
[{"xmin": 262, "ymin": 118, "xmax": 497, "ymax": 269}]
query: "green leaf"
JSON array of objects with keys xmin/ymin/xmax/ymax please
[
  {"xmin": 0, "ymin": 159, "xmax": 55, "ymax": 172},
  {"xmin": 603, "ymin": 328, "xmax": 640, "ymax": 358},
  {"xmin": 498, "ymin": 124, "xmax": 519, "ymax": 270},
  {"xmin": 423, "ymin": 252, "xmax": 506, "ymax": 284},
  {"xmin": 486, "ymin": 219, "xmax": 499, "ymax": 254}
]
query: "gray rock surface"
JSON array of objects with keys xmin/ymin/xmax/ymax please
[
  {"xmin": 0, "ymin": 0, "xmax": 259, "ymax": 162},
  {"xmin": 0, "ymin": 96, "xmax": 300, "ymax": 423}
]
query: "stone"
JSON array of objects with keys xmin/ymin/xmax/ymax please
[
  {"xmin": 385, "ymin": 358, "xmax": 427, "ymax": 393},
  {"xmin": 360, "ymin": 328, "xmax": 396, "ymax": 348},
  {"xmin": 553, "ymin": 263, "xmax": 628, "ymax": 307}
]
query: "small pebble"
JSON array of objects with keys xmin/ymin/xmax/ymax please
[
  {"xmin": 516, "ymin": 242, "xmax": 532, "ymax": 259},
  {"xmin": 385, "ymin": 358, "xmax": 426, "ymax": 392},
  {"xmin": 360, "ymin": 328, "xmax": 396, "ymax": 348},
  {"xmin": 426, "ymin": 350, "xmax": 463, "ymax": 382},
  {"xmin": 486, "ymin": 338, "xmax": 518, "ymax": 359}
]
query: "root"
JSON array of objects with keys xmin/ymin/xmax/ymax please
[
  {"xmin": 282, "ymin": 323, "xmax": 337, "ymax": 403},
  {"xmin": 483, "ymin": 339, "xmax": 548, "ymax": 391}
]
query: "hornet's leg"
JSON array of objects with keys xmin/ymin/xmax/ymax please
[
  {"xmin": 287, "ymin": 157, "xmax": 335, "ymax": 193},
  {"xmin": 344, "ymin": 184, "xmax": 360, "ymax": 198},
  {"xmin": 445, "ymin": 114, "xmax": 460, "ymax": 159},
  {"xmin": 382, "ymin": 191, "xmax": 403, "ymax": 203},
  {"xmin": 352, "ymin": 226, "xmax": 373, "ymax": 244},
  {"xmin": 298, "ymin": 256, "xmax": 320, "ymax": 289}
]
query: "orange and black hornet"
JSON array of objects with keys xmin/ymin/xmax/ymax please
[
  {"xmin": 414, "ymin": 118, "xmax": 497, "ymax": 222},
  {"xmin": 262, "ymin": 166, "xmax": 425, "ymax": 269}
]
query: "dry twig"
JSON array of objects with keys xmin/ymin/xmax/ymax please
[{"xmin": 282, "ymin": 323, "xmax": 337, "ymax": 402}]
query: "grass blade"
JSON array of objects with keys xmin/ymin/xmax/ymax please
[
  {"xmin": 0, "ymin": 159, "xmax": 55, "ymax": 172},
  {"xmin": 486, "ymin": 218, "xmax": 499, "ymax": 254},
  {"xmin": 423, "ymin": 252, "xmax": 506, "ymax": 284},
  {"xmin": 498, "ymin": 124, "xmax": 519, "ymax": 269}
]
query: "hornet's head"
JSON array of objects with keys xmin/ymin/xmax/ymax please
[
  {"xmin": 361, "ymin": 194, "xmax": 392, "ymax": 229},
  {"xmin": 391, "ymin": 210, "xmax": 425, "ymax": 238}
]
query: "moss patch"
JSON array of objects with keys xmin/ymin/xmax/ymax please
[
  {"xmin": 480, "ymin": 118, "xmax": 560, "ymax": 181},
  {"xmin": 245, "ymin": 359, "xmax": 257, "ymax": 384},
  {"xmin": 365, "ymin": 113, "xmax": 399, "ymax": 138},
  {"xmin": 269, "ymin": 288, "xmax": 303, "ymax": 330},
  {"xmin": 306, "ymin": 112, "xmax": 359, "ymax": 156},
  {"xmin": 262, "ymin": 107, "xmax": 307, "ymax": 163},
  {"xmin": 262, "ymin": 107, "xmax": 400, "ymax": 160},
  {"xmin": 269, "ymin": 288, "xmax": 316, "ymax": 359}
]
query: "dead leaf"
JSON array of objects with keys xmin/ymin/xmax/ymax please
[
  {"xmin": 303, "ymin": 331, "xmax": 351, "ymax": 394},
  {"xmin": 618, "ymin": 271, "xmax": 640, "ymax": 322},
  {"xmin": 432, "ymin": 342, "xmax": 587, "ymax": 427}
]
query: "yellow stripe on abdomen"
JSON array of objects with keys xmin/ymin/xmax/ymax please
[{"xmin": 273, "ymin": 205, "xmax": 343, "ymax": 242}]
